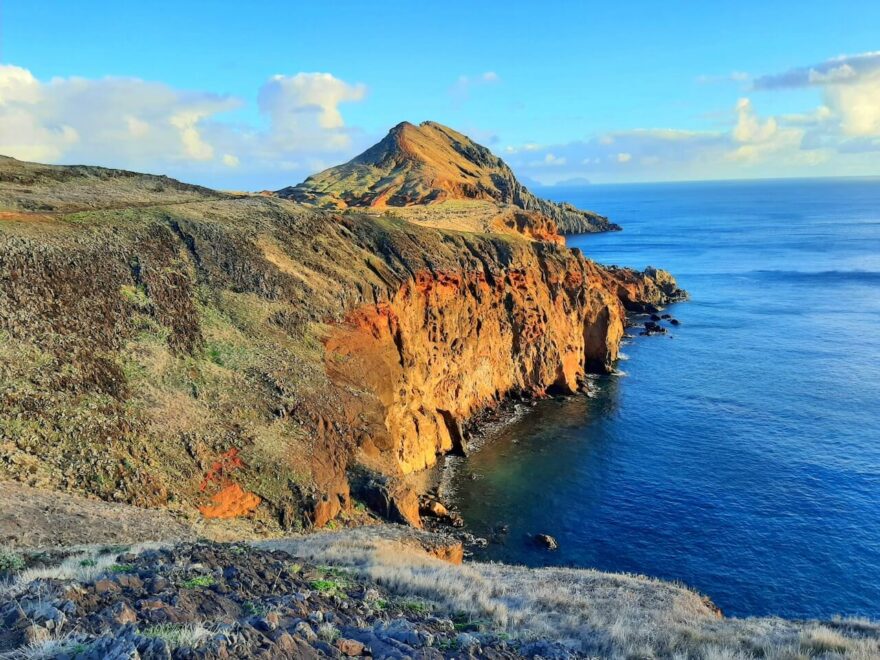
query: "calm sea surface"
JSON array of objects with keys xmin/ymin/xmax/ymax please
[{"xmin": 443, "ymin": 178, "xmax": 880, "ymax": 619}]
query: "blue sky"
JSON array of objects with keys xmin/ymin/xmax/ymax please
[{"xmin": 2, "ymin": 1, "xmax": 880, "ymax": 188}]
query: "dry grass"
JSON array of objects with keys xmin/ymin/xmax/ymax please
[
  {"xmin": 0, "ymin": 542, "xmax": 168, "ymax": 599},
  {"xmin": 0, "ymin": 631, "xmax": 85, "ymax": 660},
  {"xmin": 261, "ymin": 529, "xmax": 880, "ymax": 659},
  {"xmin": 141, "ymin": 623, "xmax": 215, "ymax": 649}
]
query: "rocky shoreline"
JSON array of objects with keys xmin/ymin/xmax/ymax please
[{"xmin": 409, "ymin": 303, "xmax": 691, "ymax": 558}]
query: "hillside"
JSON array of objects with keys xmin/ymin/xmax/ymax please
[
  {"xmin": 0, "ymin": 156, "xmax": 680, "ymax": 533},
  {"xmin": 278, "ymin": 121, "xmax": 619, "ymax": 234},
  {"xmin": 0, "ymin": 155, "xmax": 226, "ymax": 213}
]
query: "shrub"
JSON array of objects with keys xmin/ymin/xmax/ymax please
[
  {"xmin": 110, "ymin": 563, "xmax": 136, "ymax": 574},
  {"xmin": 0, "ymin": 548, "xmax": 25, "ymax": 573}
]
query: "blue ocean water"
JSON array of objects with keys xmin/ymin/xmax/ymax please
[{"xmin": 443, "ymin": 178, "xmax": 880, "ymax": 619}]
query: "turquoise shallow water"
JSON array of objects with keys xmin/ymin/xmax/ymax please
[{"xmin": 443, "ymin": 178, "xmax": 880, "ymax": 619}]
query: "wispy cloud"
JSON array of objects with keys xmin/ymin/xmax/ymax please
[
  {"xmin": 752, "ymin": 51, "xmax": 880, "ymax": 89},
  {"xmin": 696, "ymin": 71, "xmax": 751, "ymax": 85},
  {"xmin": 450, "ymin": 71, "xmax": 501, "ymax": 104}
]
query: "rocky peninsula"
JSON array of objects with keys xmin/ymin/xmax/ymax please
[{"xmin": 2, "ymin": 124, "xmax": 872, "ymax": 658}]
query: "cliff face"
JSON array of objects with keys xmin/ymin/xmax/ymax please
[
  {"xmin": 0, "ymin": 156, "xmax": 682, "ymax": 530},
  {"xmin": 278, "ymin": 121, "xmax": 619, "ymax": 234},
  {"xmin": 325, "ymin": 248, "xmax": 625, "ymax": 474}
]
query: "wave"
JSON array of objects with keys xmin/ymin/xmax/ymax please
[
  {"xmin": 618, "ymin": 352, "xmax": 630, "ymax": 361},
  {"xmin": 749, "ymin": 269, "xmax": 880, "ymax": 284}
]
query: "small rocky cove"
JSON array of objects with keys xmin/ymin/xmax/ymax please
[{"xmin": 405, "ymin": 305, "xmax": 689, "ymax": 561}]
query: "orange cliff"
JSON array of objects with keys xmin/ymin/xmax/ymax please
[
  {"xmin": 0, "ymin": 153, "xmax": 684, "ymax": 533},
  {"xmin": 323, "ymin": 248, "xmax": 629, "ymax": 476}
]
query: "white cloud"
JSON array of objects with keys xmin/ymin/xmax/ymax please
[
  {"xmin": 825, "ymin": 77, "xmax": 880, "ymax": 137},
  {"xmin": 0, "ymin": 65, "xmax": 369, "ymax": 186},
  {"xmin": 751, "ymin": 51, "xmax": 880, "ymax": 138},
  {"xmin": 501, "ymin": 97, "xmax": 838, "ymax": 183},
  {"xmin": 504, "ymin": 53, "xmax": 880, "ymax": 183},
  {"xmin": 258, "ymin": 73, "xmax": 366, "ymax": 136},
  {"xmin": 732, "ymin": 98, "xmax": 779, "ymax": 143}
]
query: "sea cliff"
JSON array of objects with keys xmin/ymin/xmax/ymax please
[{"xmin": 0, "ymin": 154, "xmax": 678, "ymax": 532}]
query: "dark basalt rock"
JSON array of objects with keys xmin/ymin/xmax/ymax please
[
  {"xmin": 641, "ymin": 321, "xmax": 668, "ymax": 336},
  {"xmin": 1, "ymin": 541, "xmax": 550, "ymax": 659}
]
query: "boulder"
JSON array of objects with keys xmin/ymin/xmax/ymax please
[
  {"xmin": 535, "ymin": 534, "xmax": 559, "ymax": 550},
  {"xmin": 336, "ymin": 638, "xmax": 367, "ymax": 656},
  {"xmin": 420, "ymin": 499, "xmax": 451, "ymax": 519}
]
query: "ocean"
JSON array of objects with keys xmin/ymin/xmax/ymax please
[{"xmin": 442, "ymin": 178, "xmax": 880, "ymax": 619}]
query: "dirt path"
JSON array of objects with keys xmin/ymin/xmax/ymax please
[{"xmin": 0, "ymin": 481, "xmax": 196, "ymax": 549}]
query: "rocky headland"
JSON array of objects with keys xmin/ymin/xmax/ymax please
[
  {"xmin": 4, "ymin": 124, "xmax": 868, "ymax": 658},
  {"xmin": 278, "ymin": 121, "xmax": 619, "ymax": 235},
  {"xmin": 0, "ymin": 126, "xmax": 681, "ymax": 533}
]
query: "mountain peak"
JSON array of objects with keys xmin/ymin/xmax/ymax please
[{"xmin": 278, "ymin": 121, "xmax": 619, "ymax": 233}]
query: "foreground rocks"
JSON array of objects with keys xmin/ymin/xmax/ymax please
[
  {"xmin": 3, "ymin": 525, "xmax": 879, "ymax": 659},
  {"xmin": 0, "ymin": 541, "xmax": 559, "ymax": 659}
]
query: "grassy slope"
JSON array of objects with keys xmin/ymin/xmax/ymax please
[{"xmin": 0, "ymin": 157, "xmax": 592, "ymax": 531}]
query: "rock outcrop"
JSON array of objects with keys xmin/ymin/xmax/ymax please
[
  {"xmin": 278, "ymin": 121, "xmax": 619, "ymax": 234},
  {"xmin": 601, "ymin": 264, "xmax": 689, "ymax": 312}
]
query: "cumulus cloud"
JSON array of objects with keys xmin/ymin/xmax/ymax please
[
  {"xmin": 257, "ymin": 73, "xmax": 366, "ymax": 150},
  {"xmin": 0, "ymin": 65, "xmax": 242, "ymax": 166},
  {"xmin": 501, "ymin": 98, "xmax": 835, "ymax": 183},
  {"xmin": 504, "ymin": 52, "xmax": 880, "ymax": 183},
  {"xmin": 0, "ymin": 65, "xmax": 369, "ymax": 187},
  {"xmin": 751, "ymin": 52, "xmax": 880, "ymax": 140}
]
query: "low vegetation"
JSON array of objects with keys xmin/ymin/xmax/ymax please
[
  {"xmin": 263, "ymin": 528, "xmax": 880, "ymax": 658},
  {"xmin": 140, "ymin": 623, "xmax": 214, "ymax": 649}
]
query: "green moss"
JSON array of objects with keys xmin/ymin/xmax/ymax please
[
  {"xmin": 243, "ymin": 601, "xmax": 269, "ymax": 617},
  {"xmin": 110, "ymin": 563, "xmax": 136, "ymax": 574},
  {"xmin": 310, "ymin": 579, "xmax": 340, "ymax": 593},
  {"xmin": 400, "ymin": 599, "xmax": 431, "ymax": 614},
  {"xmin": 183, "ymin": 575, "xmax": 216, "ymax": 589},
  {"xmin": 120, "ymin": 284, "xmax": 151, "ymax": 309}
]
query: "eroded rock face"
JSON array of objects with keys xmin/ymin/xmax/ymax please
[
  {"xmin": 601, "ymin": 264, "xmax": 688, "ymax": 312},
  {"xmin": 325, "ymin": 249, "xmax": 626, "ymax": 474}
]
